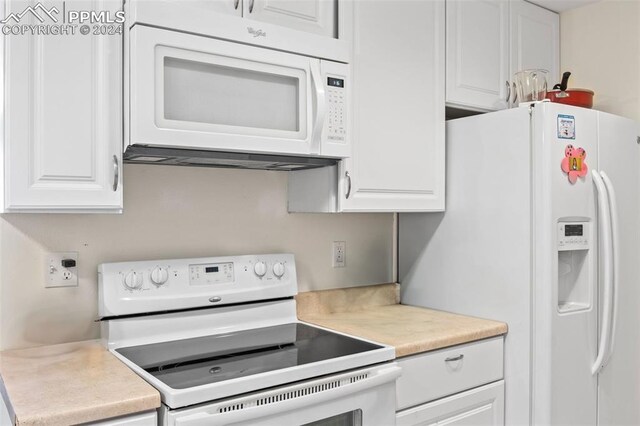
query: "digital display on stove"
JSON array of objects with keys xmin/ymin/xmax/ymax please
[
  {"xmin": 565, "ymin": 224, "xmax": 583, "ymax": 236},
  {"xmin": 328, "ymin": 77, "xmax": 344, "ymax": 88},
  {"xmin": 189, "ymin": 262, "xmax": 234, "ymax": 286}
]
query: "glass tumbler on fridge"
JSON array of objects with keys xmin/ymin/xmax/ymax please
[{"xmin": 514, "ymin": 69, "xmax": 549, "ymax": 103}]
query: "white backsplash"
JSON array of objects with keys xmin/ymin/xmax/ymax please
[{"xmin": 0, "ymin": 164, "xmax": 393, "ymax": 350}]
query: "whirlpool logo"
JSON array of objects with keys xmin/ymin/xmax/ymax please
[{"xmin": 247, "ymin": 27, "xmax": 266, "ymax": 38}]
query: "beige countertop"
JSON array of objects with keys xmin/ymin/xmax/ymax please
[
  {"xmin": 297, "ymin": 284, "xmax": 508, "ymax": 358},
  {"xmin": 0, "ymin": 340, "xmax": 160, "ymax": 426}
]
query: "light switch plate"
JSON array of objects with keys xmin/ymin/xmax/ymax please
[{"xmin": 46, "ymin": 252, "xmax": 78, "ymax": 288}]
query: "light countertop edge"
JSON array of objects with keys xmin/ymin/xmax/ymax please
[
  {"xmin": 0, "ymin": 340, "xmax": 161, "ymax": 426},
  {"xmin": 296, "ymin": 284, "xmax": 508, "ymax": 357}
]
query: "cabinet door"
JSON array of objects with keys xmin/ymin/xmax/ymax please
[
  {"xmin": 396, "ymin": 381, "xmax": 505, "ymax": 426},
  {"xmin": 510, "ymin": 0, "xmax": 559, "ymax": 90},
  {"xmin": 203, "ymin": 0, "xmax": 242, "ymax": 17},
  {"xmin": 340, "ymin": 0, "xmax": 445, "ymax": 212},
  {"xmin": 87, "ymin": 410, "xmax": 157, "ymax": 425},
  {"xmin": 3, "ymin": 0, "xmax": 123, "ymax": 212},
  {"xmin": 244, "ymin": 0, "xmax": 336, "ymax": 38},
  {"xmin": 446, "ymin": 0, "xmax": 509, "ymax": 111}
]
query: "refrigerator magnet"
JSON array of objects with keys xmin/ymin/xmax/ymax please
[
  {"xmin": 561, "ymin": 145, "xmax": 588, "ymax": 184},
  {"xmin": 558, "ymin": 114, "xmax": 576, "ymax": 139}
]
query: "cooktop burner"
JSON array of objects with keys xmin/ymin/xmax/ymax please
[{"xmin": 116, "ymin": 322, "xmax": 382, "ymax": 390}]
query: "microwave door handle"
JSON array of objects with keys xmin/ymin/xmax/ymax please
[{"xmin": 310, "ymin": 60, "xmax": 326, "ymax": 155}]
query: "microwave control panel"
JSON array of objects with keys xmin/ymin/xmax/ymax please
[{"xmin": 327, "ymin": 76, "xmax": 346, "ymax": 142}]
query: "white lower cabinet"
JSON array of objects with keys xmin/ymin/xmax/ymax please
[
  {"xmin": 396, "ymin": 381, "xmax": 505, "ymax": 426},
  {"xmin": 396, "ymin": 337, "xmax": 505, "ymax": 426},
  {"xmin": 84, "ymin": 410, "xmax": 157, "ymax": 426}
]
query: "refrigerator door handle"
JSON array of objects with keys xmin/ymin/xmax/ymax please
[
  {"xmin": 591, "ymin": 170, "xmax": 614, "ymax": 375},
  {"xmin": 601, "ymin": 171, "xmax": 619, "ymax": 369}
]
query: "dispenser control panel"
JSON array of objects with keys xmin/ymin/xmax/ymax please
[{"xmin": 557, "ymin": 222, "xmax": 590, "ymax": 251}]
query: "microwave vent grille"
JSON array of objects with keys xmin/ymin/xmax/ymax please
[{"xmin": 124, "ymin": 146, "xmax": 337, "ymax": 171}]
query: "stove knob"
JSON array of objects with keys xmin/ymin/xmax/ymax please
[
  {"xmin": 150, "ymin": 267, "xmax": 169, "ymax": 285},
  {"xmin": 273, "ymin": 262, "xmax": 285, "ymax": 278},
  {"xmin": 254, "ymin": 261, "xmax": 267, "ymax": 278},
  {"xmin": 123, "ymin": 271, "xmax": 143, "ymax": 290}
]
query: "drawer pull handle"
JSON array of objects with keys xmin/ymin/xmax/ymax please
[{"xmin": 445, "ymin": 354, "xmax": 464, "ymax": 362}]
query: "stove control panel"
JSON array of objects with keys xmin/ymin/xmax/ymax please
[{"xmin": 98, "ymin": 254, "xmax": 297, "ymax": 317}]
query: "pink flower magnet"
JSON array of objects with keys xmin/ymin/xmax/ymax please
[{"xmin": 561, "ymin": 145, "xmax": 588, "ymax": 184}]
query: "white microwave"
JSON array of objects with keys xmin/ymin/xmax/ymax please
[{"xmin": 125, "ymin": 25, "xmax": 351, "ymax": 170}]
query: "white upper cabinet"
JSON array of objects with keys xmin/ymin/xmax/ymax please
[
  {"xmin": 446, "ymin": 0, "xmax": 510, "ymax": 112},
  {"xmin": 288, "ymin": 0, "xmax": 445, "ymax": 213},
  {"xmin": 341, "ymin": 0, "xmax": 444, "ymax": 212},
  {"xmin": 510, "ymin": 0, "xmax": 559, "ymax": 90},
  {"xmin": 243, "ymin": 0, "xmax": 337, "ymax": 38},
  {"xmin": 446, "ymin": 0, "xmax": 559, "ymax": 112},
  {"xmin": 188, "ymin": 0, "xmax": 242, "ymax": 17},
  {"xmin": 2, "ymin": 0, "xmax": 123, "ymax": 213}
]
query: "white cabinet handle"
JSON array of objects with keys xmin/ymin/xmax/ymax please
[
  {"xmin": 512, "ymin": 82, "xmax": 518, "ymax": 104},
  {"xmin": 112, "ymin": 155, "xmax": 119, "ymax": 192},
  {"xmin": 345, "ymin": 171, "xmax": 352, "ymax": 199},
  {"xmin": 445, "ymin": 354, "xmax": 464, "ymax": 362},
  {"xmin": 249, "ymin": 0, "xmax": 254, "ymax": 13},
  {"xmin": 234, "ymin": 0, "xmax": 239, "ymax": 9},
  {"xmin": 505, "ymin": 81, "xmax": 511, "ymax": 103}
]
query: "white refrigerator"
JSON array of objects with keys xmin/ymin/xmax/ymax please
[{"xmin": 399, "ymin": 102, "xmax": 640, "ymax": 425}]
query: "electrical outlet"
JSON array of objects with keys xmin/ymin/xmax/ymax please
[
  {"xmin": 46, "ymin": 252, "xmax": 78, "ymax": 288},
  {"xmin": 333, "ymin": 241, "xmax": 346, "ymax": 268}
]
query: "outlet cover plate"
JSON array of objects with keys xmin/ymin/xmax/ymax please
[
  {"xmin": 333, "ymin": 241, "xmax": 346, "ymax": 268},
  {"xmin": 46, "ymin": 252, "xmax": 78, "ymax": 288}
]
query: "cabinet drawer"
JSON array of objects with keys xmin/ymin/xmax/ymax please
[
  {"xmin": 396, "ymin": 337, "xmax": 503, "ymax": 410},
  {"xmin": 396, "ymin": 380, "xmax": 505, "ymax": 426}
]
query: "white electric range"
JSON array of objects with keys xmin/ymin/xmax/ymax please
[{"xmin": 98, "ymin": 254, "xmax": 400, "ymax": 425}]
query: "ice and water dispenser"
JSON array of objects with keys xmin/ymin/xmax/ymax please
[{"xmin": 557, "ymin": 219, "xmax": 592, "ymax": 313}]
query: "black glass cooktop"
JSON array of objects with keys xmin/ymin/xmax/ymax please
[{"xmin": 116, "ymin": 323, "xmax": 382, "ymax": 390}]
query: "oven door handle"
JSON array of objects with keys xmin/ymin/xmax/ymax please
[{"xmin": 174, "ymin": 364, "xmax": 401, "ymax": 425}]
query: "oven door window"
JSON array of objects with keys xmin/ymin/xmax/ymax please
[{"xmin": 303, "ymin": 410, "xmax": 362, "ymax": 426}]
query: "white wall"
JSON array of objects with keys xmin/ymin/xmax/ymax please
[
  {"xmin": 560, "ymin": 0, "xmax": 640, "ymax": 119},
  {"xmin": 0, "ymin": 165, "xmax": 393, "ymax": 350}
]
